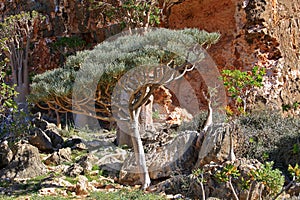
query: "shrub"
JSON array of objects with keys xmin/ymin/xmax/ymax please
[
  {"xmin": 221, "ymin": 66, "xmax": 265, "ymax": 114},
  {"xmin": 236, "ymin": 109, "xmax": 300, "ymax": 173},
  {"xmin": 0, "ymin": 60, "xmax": 31, "ymax": 143},
  {"xmin": 250, "ymin": 161, "xmax": 285, "ymax": 196}
]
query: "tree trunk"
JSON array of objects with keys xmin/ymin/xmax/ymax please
[
  {"xmin": 139, "ymin": 95, "xmax": 154, "ymax": 132},
  {"xmin": 117, "ymin": 95, "xmax": 154, "ymax": 147},
  {"xmin": 131, "ymin": 107, "xmax": 151, "ymax": 189}
]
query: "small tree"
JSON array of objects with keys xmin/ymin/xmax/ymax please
[
  {"xmin": 221, "ymin": 66, "xmax": 266, "ymax": 114},
  {"xmin": 0, "ymin": 11, "xmax": 44, "ymax": 107},
  {"xmin": 30, "ymin": 28, "xmax": 220, "ymax": 188}
]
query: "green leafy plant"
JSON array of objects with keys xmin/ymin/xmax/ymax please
[
  {"xmin": 92, "ymin": 0, "xmax": 161, "ymax": 31},
  {"xmin": 0, "ymin": 59, "xmax": 18, "ymax": 113},
  {"xmin": 192, "ymin": 168, "xmax": 206, "ymax": 200},
  {"xmin": 250, "ymin": 161, "xmax": 284, "ymax": 197},
  {"xmin": 293, "ymin": 102, "xmax": 299, "ymax": 110},
  {"xmin": 215, "ymin": 163, "xmax": 240, "ymax": 200},
  {"xmin": 288, "ymin": 164, "xmax": 300, "ymax": 182},
  {"xmin": 236, "ymin": 110, "xmax": 300, "ymax": 173},
  {"xmin": 221, "ymin": 66, "xmax": 266, "ymax": 114},
  {"xmin": 272, "ymin": 164, "xmax": 300, "ymax": 199},
  {"xmin": 51, "ymin": 36, "xmax": 87, "ymax": 65},
  {"xmin": 0, "ymin": 59, "xmax": 31, "ymax": 142}
]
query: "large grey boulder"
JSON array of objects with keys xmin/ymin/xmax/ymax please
[
  {"xmin": 119, "ymin": 131, "xmax": 199, "ymax": 185},
  {"xmin": 96, "ymin": 147, "xmax": 127, "ymax": 178},
  {"xmin": 0, "ymin": 141, "xmax": 47, "ymax": 179},
  {"xmin": 195, "ymin": 123, "xmax": 235, "ymax": 168},
  {"xmin": 44, "ymin": 147, "xmax": 72, "ymax": 165}
]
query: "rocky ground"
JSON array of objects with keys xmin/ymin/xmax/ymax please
[{"xmin": 0, "ymin": 114, "xmax": 300, "ymax": 200}]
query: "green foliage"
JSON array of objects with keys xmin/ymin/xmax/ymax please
[
  {"xmin": 0, "ymin": 60, "xmax": 31, "ymax": 141},
  {"xmin": 104, "ymin": 0, "xmax": 161, "ymax": 29},
  {"xmin": 250, "ymin": 161, "xmax": 284, "ymax": 195},
  {"xmin": 282, "ymin": 101, "xmax": 300, "ymax": 112},
  {"xmin": 51, "ymin": 36, "xmax": 87, "ymax": 64},
  {"xmin": 192, "ymin": 168, "xmax": 206, "ymax": 184},
  {"xmin": 221, "ymin": 66, "xmax": 266, "ymax": 114},
  {"xmin": 288, "ymin": 164, "xmax": 300, "ymax": 182},
  {"xmin": 0, "ymin": 10, "xmax": 41, "ymax": 38},
  {"xmin": 53, "ymin": 36, "xmax": 85, "ymax": 49},
  {"xmin": 152, "ymin": 110, "xmax": 160, "ymax": 120},
  {"xmin": 121, "ymin": 0, "xmax": 160, "ymax": 27},
  {"xmin": 30, "ymin": 28, "xmax": 220, "ymax": 120},
  {"xmin": 0, "ymin": 10, "xmax": 44, "ymax": 57},
  {"xmin": 215, "ymin": 164, "xmax": 240, "ymax": 183},
  {"xmin": 0, "ymin": 59, "xmax": 18, "ymax": 113}
]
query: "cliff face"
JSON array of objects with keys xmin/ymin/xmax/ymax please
[
  {"xmin": 0, "ymin": 0, "xmax": 299, "ymax": 115},
  {"xmin": 169, "ymin": 0, "xmax": 300, "ymax": 115}
]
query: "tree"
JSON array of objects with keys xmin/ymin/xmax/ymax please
[
  {"xmin": 29, "ymin": 28, "xmax": 220, "ymax": 188},
  {"xmin": 221, "ymin": 66, "xmax": 266, "ymax": 114},
  {"xmin": 0, "ymin": 11, "xmax": 44, "ymax": 107}
]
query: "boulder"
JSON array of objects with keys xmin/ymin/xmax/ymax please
[
  {"xmin": 0, "ymin": 141, "xmax": 13, "ymax": 169},
  {"xmin": 195, "ymin": 123, "xmax": 235, "ymax": 168},
  {"xmin": 75, "ymin": 175, "xmax": 95, "ymax": 196},
  {"xmin": 119, "ymin": 131, "xmax": 199, "ymax": 185},
  {"xmin": 65, "ymin": 163, "xmax": 84, "ymax": 177},
  {"xmin": 0, "ymin": 141, "xmax": 47, "ymax": 179},
  {"xmin": 65, "ymin": 154, "xmax": 97, "ymax": 177},
  {"xmin": 63, "ymin": 138, "xmax": 87, "ymax": 150},
  {"xmin": 29, "ymin": 128, "xmax": 54, "ymax": 153},
  {"xmin": 97, "ymin": 147, "xmax": 127, "ymax": 178},
  {"xmin": 44, "ymin": 147, "xmax": 72, "ymax": 165},
  {"xmin": 45, "ymin": 129, "xmax": 64, "ymax": 149}
]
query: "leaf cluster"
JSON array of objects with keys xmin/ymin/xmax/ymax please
[
  {"xmin": 288, "ymin": 164, "xmax": 300, "ymax": 182},
  {"xmin": 250, "ymin": 161, "xmax": 284, "ymax": 195},
  {"xmin": 215, "ymin": 163, "xmax": 240, "ymax": 183},
  {"xmin": 0, "ymin": 11, "xmax": 43, "ymax": 48},
  {"xmin": 0, "ymin": 60, "xmax": 17, "ymax": 113}
]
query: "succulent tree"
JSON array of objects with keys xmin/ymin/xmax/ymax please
[
  {"xmin": 30, "ymin": 28, "xmax": 220, "ymax": 188},
  {"xmin": 0, "ymin": 11, "xmax": 44, "ymax": 107}
]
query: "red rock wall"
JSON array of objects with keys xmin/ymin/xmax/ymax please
[
  {"xmin": 168, "ymin": 0, "xmax": 300, "ymax": 115},
  {"xmin": 0, "ymin": 0, "xmax": 122, "ymax": 73}
]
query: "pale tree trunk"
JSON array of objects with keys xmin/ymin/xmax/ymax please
[
  {"xmin": 116, "ymin": 95, "xmax": 154, "ymax": 147},
  {"xmin": 11, "ymin": 34, "xmax": 30, "ymax": 110},
  {"xmin": 139, "ymin": 95, "xmax": 154, "ymax": 132},
  {"xmin": 131, "ymin": 106, "xmax": 151, "ymax": 189}
]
